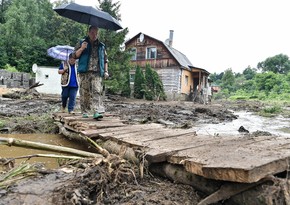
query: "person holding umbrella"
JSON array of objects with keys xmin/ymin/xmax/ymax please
[
  {"xmin": 74, "ymin": 25, "xmax": 109, "ymax": 119},
  {"xmin": 58, "ymin": 53, "xmax": 79, "ymax": 114}
]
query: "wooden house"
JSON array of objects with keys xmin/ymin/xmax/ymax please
[{"xmin": 125, "ymin": 31, "xmax": 210, "ymax": 100}]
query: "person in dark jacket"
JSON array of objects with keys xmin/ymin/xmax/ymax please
[{"xmin": 74, "ymin": 25, "xmax": 109, "ymax": 119}]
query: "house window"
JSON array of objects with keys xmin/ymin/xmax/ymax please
[
  {"xmin": 146, "ymin": 47, "xmax": 157, "ymax": 59},
  {"xmin": 130, "ymin": 48, "xmax": 137, "ymax": 60},
  {"xmin": 185, "ymin": 75, "xmax": 189, "ymax": 86},
  {"xmin": 130, "ymin": 74, "xmax": 135, "ymax": 83}
]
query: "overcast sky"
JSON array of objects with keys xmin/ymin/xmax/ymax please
[{"xmin": 74, "ymin": 0, "xmax": 290, "ymax": 74}]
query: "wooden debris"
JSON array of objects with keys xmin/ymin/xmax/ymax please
[{"xmin": 0, "ymin": 137, "xmax": 103, "ymax": 158}]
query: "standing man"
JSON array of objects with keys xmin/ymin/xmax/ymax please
[
  {"xmin": 207, "ymin": 82, "xmax": 212, "ymax": 104},
  {"xmin": 74, "ymin": 25, "xmax": 109, "ymax": 119},
  {"xmin": 58, "ymin": 53, "xmax": 79, "ymax": 114}
]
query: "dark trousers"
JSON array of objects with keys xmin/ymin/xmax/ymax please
[{"xmin": 61, "ymin": 86, "xmax": 78, "ymax": 112}]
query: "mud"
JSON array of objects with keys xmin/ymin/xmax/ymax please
[
  {"xmin": 0, "ymin": 158, "xmax": 201, "ymax": 205},
  {"xmin": 0, "ymin": 88, "xmax": 287, "ymax": 205}
]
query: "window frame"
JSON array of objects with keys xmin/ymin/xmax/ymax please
[
  {"xmin": 146, "ymin": 46, "xmax": 157, "ymax": 59},
  {"xmin": 130, "ymin": 47, "xmax": 137, "ymax": 61}
]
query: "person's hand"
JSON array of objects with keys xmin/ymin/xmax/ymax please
[
  {"xmin": 81, "ymin": 42, "xmax": 88, "ymax": 50},
  {"xmin": 104, "ymin": 71, "xmax": 109, "ymax": 79}
]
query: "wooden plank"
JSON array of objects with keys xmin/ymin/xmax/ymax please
[
  {"xmin": 119, "ymin": 130, "xmax": 197, "ymax": 147},
  {"xmin": 54, "ymin": 112, "xmax": 290, "ymax": 183},
  {"xmin": 144, "ymin": 133, "xmax": 217, "ymax": 163},
  {"xmin": 59, "ymin": 116, "xmax": 126, "ymax": 132},
  {"xmin": 169, "ymin": 135, "xmax": 290, "ymax": 183},
  {"xmin": 98, "ymin": 123, "xmax": 164, "ymax": 140},
  {"xmin": 81, "ymin": 123, "xmax": 163, "ymax": 138}
]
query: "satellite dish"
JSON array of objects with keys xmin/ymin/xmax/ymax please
[
  {"xmin": 139, "ymin": 33, "xmax": 144, "ymax": 42},
  {"xmin": 32, "ymin": 64, "xmax": 38, "ymax": 73}
]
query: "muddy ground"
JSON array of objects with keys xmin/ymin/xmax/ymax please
[{"xmin": 0, "ymin": 88, "xmax": 278, "ymax": 205}]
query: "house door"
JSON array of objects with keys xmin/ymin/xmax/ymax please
[{"xmin": 193, "ymin": 78, "xmax": 199, "ymax": 92}]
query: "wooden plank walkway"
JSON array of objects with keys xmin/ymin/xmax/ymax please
[{"xmin": 53, "ymin": 112, "xmax": 290, "ymax": 183}]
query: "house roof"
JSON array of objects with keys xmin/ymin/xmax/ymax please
[{"xmin": 125, "ymin": 32, "xmax": 203, "ymax": 71}]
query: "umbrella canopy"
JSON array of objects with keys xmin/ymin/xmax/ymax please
[
  {"xmin": 47, "ymin": 45, "xmax": 74, "ymax": 61},
  {"xmin": 53, "ymin": 2, "xmax": 123, "ymax": 31}
]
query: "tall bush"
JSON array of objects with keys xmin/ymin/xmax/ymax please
[
  {"xmin": 133, "ymin": 66, "xmax": 145, "ymax": 99},
  {"xmin": 144, "ymin": 64, "xmax": 166, "ymax": 100}
]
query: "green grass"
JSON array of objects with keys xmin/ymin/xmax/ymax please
[{"xmin": 259, "ymin": 105, "xmax": 282, "ymax": 117}]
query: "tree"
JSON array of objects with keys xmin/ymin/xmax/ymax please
[
  {"xmin": 120, "ymin": 69, "xmax": 131, "ymax": 97},
  {"xmin": 133, "ymin": 66, "xmax": 145, "ymax": 99},
  {"xmin": 1, "ymin": 0, "xmax": 88, "ymax": 71},
  {"xmin": 221, "ymin": 68, "xmax": 235, "ymax": 92},
  {"xmin": 254, "ymin": 72, "xmax": 283, "ymax": 94},
  {"xmin": 98, "ymin": 0, "xmax": 132, "ymax": 96},
  {"xmin": 144, "ymin": 64, "xmax": 166, "ymax": 100},
  {"xmin": 234, "ymin": 75, "xmax": 247, "ymax": 91},
  {"xmin": 257, "ymin": 54, "xmax": 290, "ymax": 74},
  {"xmin": 242, "ymin": 66, "xmax": 257, "ymax": 80},
  {"xmin": 209, "ymin": 72, "xmax": 224, "ymax": 85},
  {"xmin": 2, "ymin": 0, "xmax": 56, "ymax": 71},
  {"xmin": 0, "ymin": 0, "xmax": 12, "ymax": 24}
]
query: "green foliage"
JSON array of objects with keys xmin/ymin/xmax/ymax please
[
  {"xmin": 257, "ymin": 53, "xmax": 290, "ymax": 74},
  {"xmin": 120, "ymin": 67, "xmax": 131, "ymax": 97},
  {"xmin": 210, "ymin": 54, "xmax": 290, "ymax": 102},
  {"xmin": 105, "ymin": 78, "xmax": 120, "ymax": 94},
  {"xmin": 143, "ymin": 64, "xmax": 166, "ymax": 101},
  {"xmin": 240, "ymin": 79, "xmax": 256, "ymax": 92},
  {"xmin": 144, "ymin": 64, "xmax": 154, "ymax": 100},
  {"xmin": 209, "ymin": 72, "xmax": 223, "ymax": 82},
  {"xmin": 133, "ymin": 66, "xmax": 145, "ymax": 99},
  {"xmin": 213, "ymin": 88, "xmax": 231, "ymax": 100},
  {"xmin": 3, "ymin": 64, "xmax": 18, "ymax": 72},
  {"xmin": 242, "ymin": 66, "xmax": 257, "ymax": 80},
  {"xmin": 0, "ymin": 0, "xmax": 12, "ymax": 24},
  {"xmin": 221, "ymin": 68, "xmax": 235, "ymax": 92},
  {"xmin": 133, "ymin": 64, "xmax": 166, "ymax": 101},
  {"xmin": 260, "ymin": 105, "xmax": 282, "ymax": 117},
  {"xmin": 254, "ymin": 72, "xmax": 284, "ymax": 94},
  {"xmin": 97, "ymin": 0, "xmax": 131, "ymax": 96},
  {"xmin": 233, "ymin": 75, "xmax": 247, "ymax": 91},
  {"xmin": 0, "ymin": 120, "xmax": 5, "ymax": 129},
  {"xmin": 229, "ymin": 95, "xmax": 248, "ymax": 100},
  {"xmin": 1, "ymin": 0, "xmax": 88, "ymax": 71},
  {"xmin": 2, "ymin": 0, "xmax": 54, "ymax": 71},
  {"xmin": 229, "ymin": 89, "xmax": 250, "ymax": 100}
]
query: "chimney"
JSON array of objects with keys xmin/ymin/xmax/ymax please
[{"xmin": 169, "ymin": 30, "xmax": 174, "ymax": 47}]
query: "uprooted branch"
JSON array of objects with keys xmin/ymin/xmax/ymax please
[{"xmin": 0, "ymin": 137, "xmax": 103, "ymax": 158}]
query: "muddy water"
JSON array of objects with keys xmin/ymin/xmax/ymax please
[
  {"xmin": 0, "ymin": 134, "xmax": 92, "ymax": 169},
  {"xmin": 196, "ymin": 111, "xmax": 290, "ymax": 137}
]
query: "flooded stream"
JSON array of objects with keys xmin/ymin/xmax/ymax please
[
  {"xmin": 0, "ymin": 134, "xmax": 92, "ymax": 169},
  {"xmin": 196, "ymin": 111, "xmax": 290, "ymax": 137}
]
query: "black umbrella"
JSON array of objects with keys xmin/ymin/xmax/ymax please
[{"xmin": 53, "ymin": 2, "xmax": 122, "ymax": 31}]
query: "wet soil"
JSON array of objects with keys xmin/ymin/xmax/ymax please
[{"xmin": 0, "ymin": 88, "xmax": 283, "ymax": 205}]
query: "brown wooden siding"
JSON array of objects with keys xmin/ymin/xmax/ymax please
[
  {"xmin": 126, "ymin": 36, "xmax": 179, "ymax": 69},
  {"xmin": 130, "ymin": 59, "xmax": 178, "ymax": 68}
]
